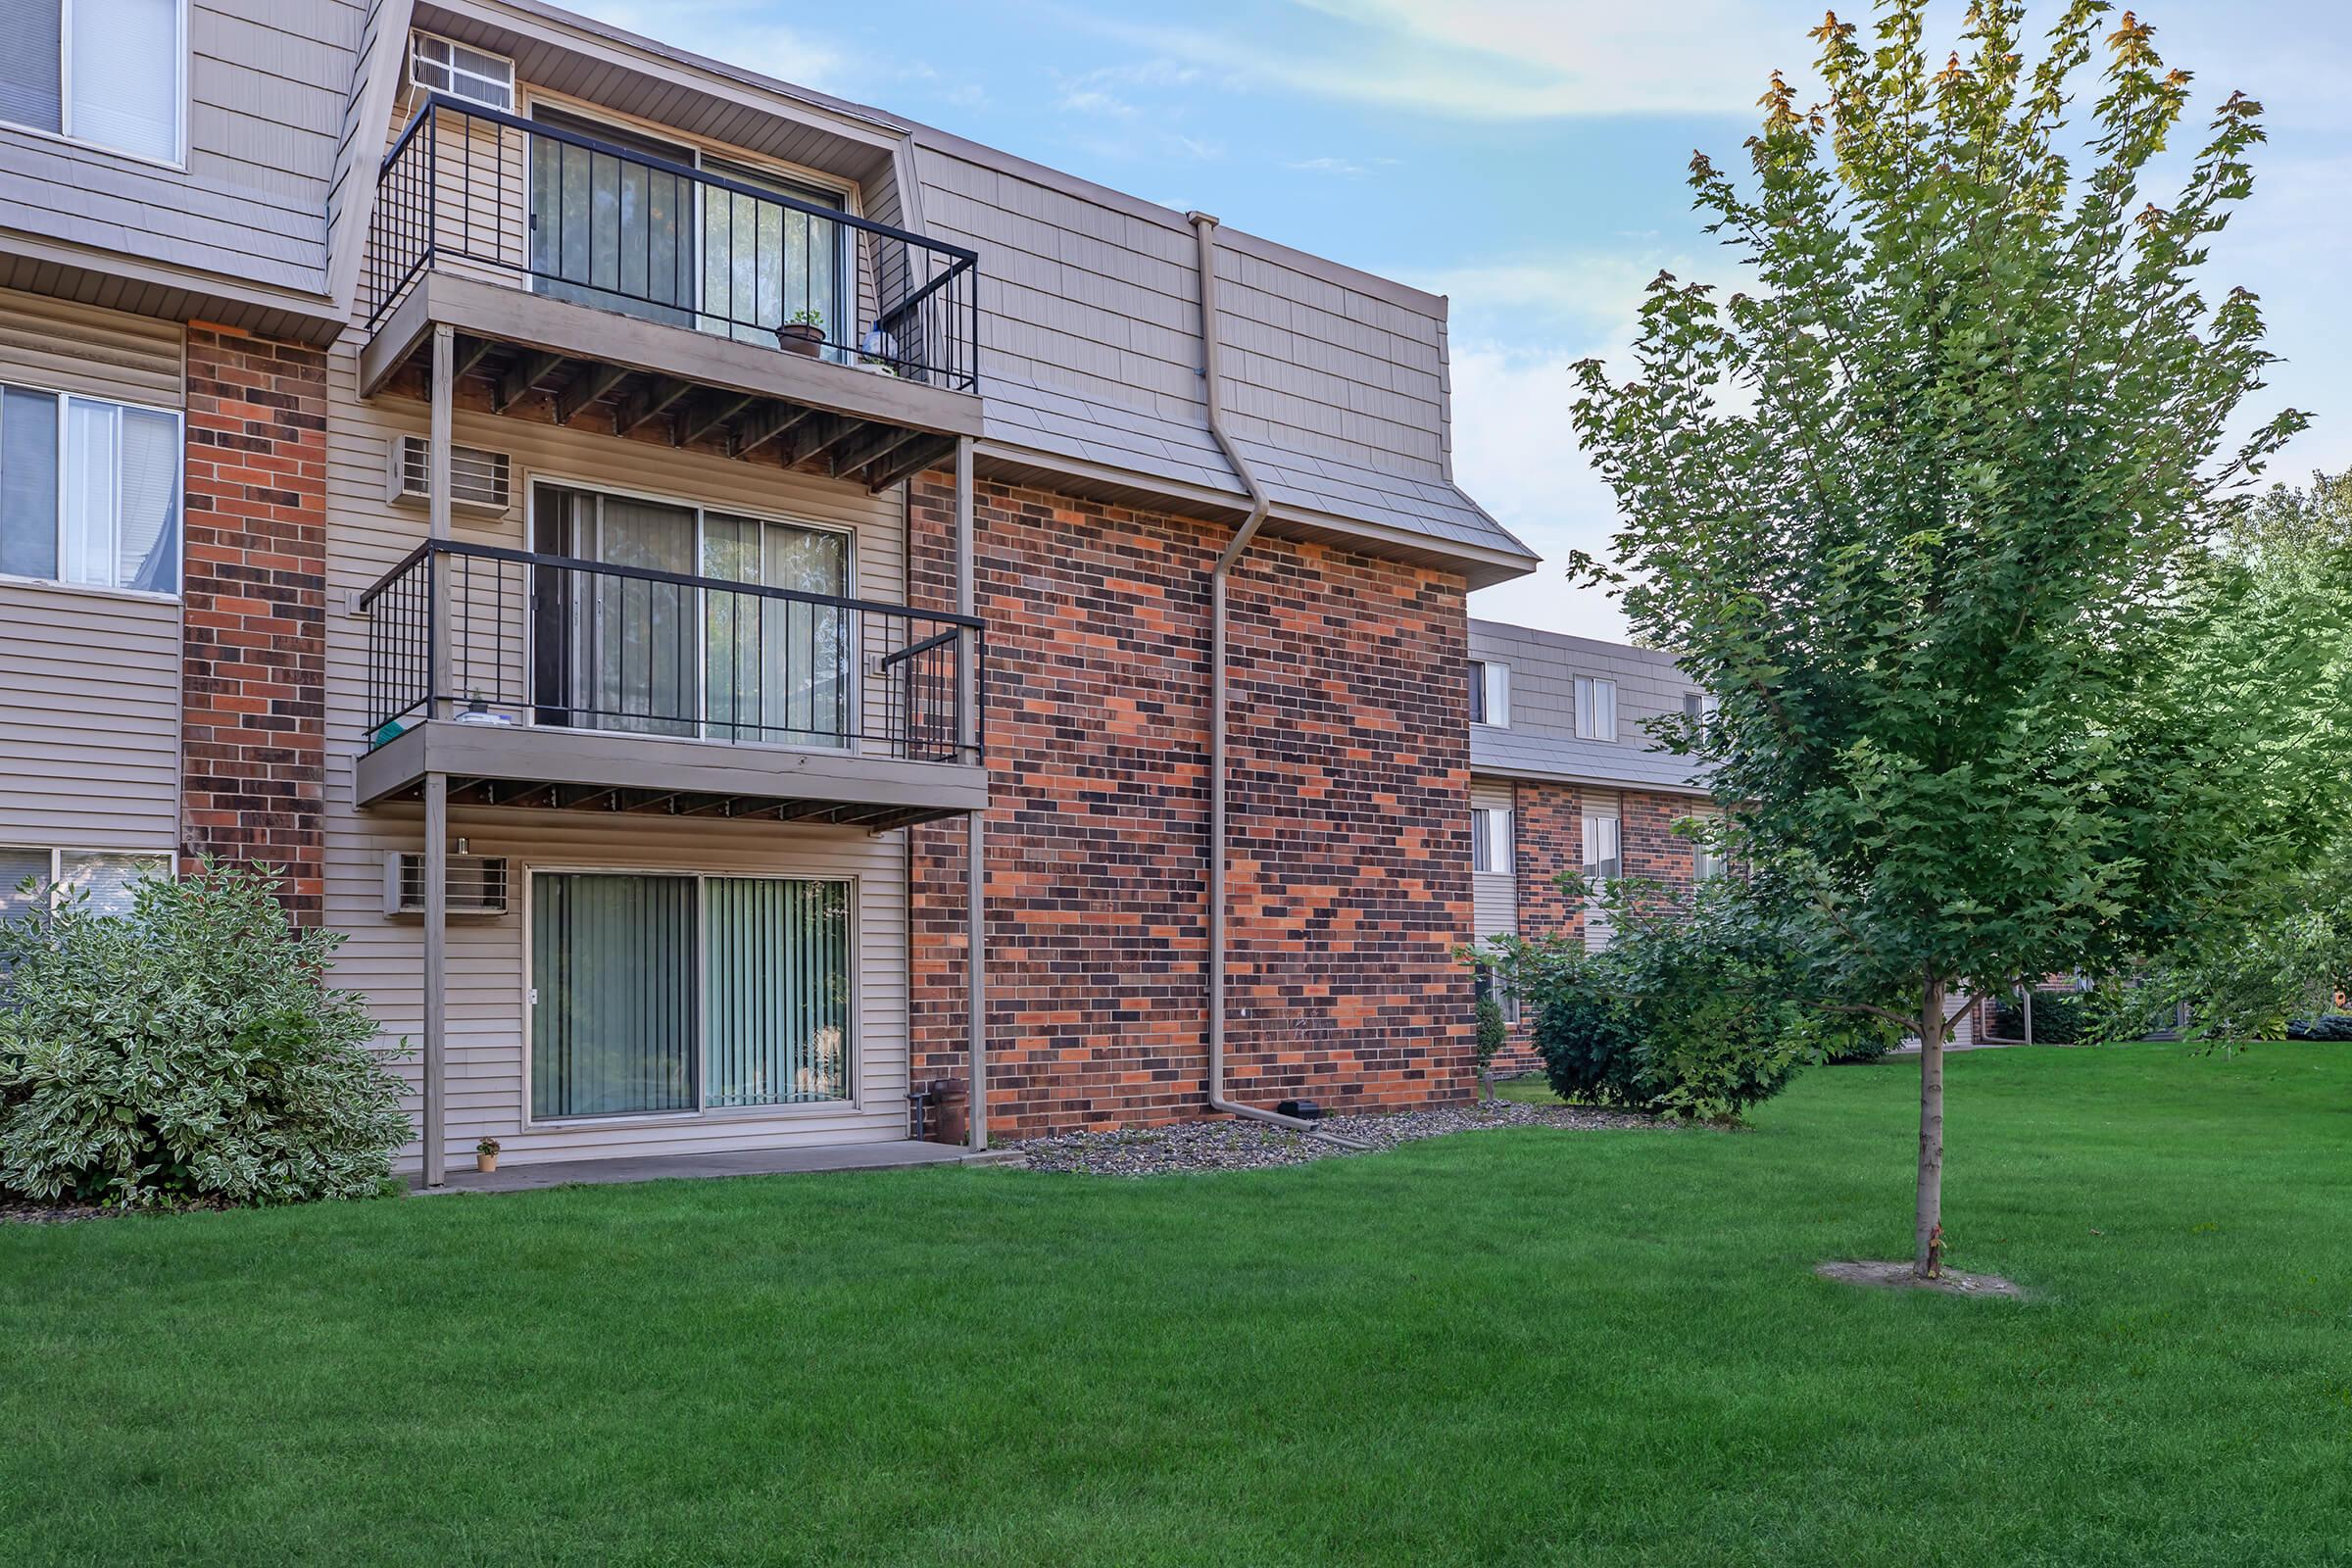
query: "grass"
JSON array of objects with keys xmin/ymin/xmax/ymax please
[{"xmin": 5, "ymin": 1045, "xmax": 2349, "ymax": 1566}]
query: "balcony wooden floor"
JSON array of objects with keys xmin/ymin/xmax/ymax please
[{"xmin": 361, "ymin": 273, "xmax": 980, "ymax": 493}]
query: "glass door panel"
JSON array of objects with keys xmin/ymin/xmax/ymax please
[
  {"xmin": 529, "ymin": 108, "xmax": 700, "ymax": 328},
  {"xmin": 704, "ymin": 877, "xmax": 852, "ymax": 1107},
  {"xmin": 703, "ymin": 514, "xmax": 850, "ymax": 747},
  {"xmin": 531, "ymin": 873, "xmax": 699, "ymax": 1118}
]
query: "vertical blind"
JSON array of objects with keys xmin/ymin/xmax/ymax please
[
  {"xmin": 704, "ymin": 877, "xmax": 850, "ymax": 1107},
  {"xmin": 531, "ymin": 873, "xmax": 699, "ymax": 1120},
  {"xmin": 531, "ymin": 871, "xmax": 853, "ymax": 1120}
]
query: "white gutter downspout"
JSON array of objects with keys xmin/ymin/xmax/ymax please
[{"xmin": 1188, "ymin": 212, "xmax": 1366, "ymax": 1150}]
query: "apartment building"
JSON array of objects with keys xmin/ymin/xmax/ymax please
[
  {"xmin": 0, "ymin": 0, "xmax": 1538, "ymax": 1178},
  {"xmin": 1463, "ymin": 619, "xmax": 1719, "ymax": 1055}
]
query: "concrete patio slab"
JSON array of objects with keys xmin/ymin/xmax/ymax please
[{"xmin": 413, "ymin": 1139, "xmax": 990, "ymax": 1195}]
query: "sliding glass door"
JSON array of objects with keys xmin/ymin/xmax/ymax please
[
  {"xmin": 703, "ymin": 513, "xmax": 850, "ymax": 746},
  {"xmin": 531, "ymin": 871, "xmax": 854, "ymax": 1121},
  {"xmin": 530, "ymin": 874, "xmax": 699, "ymax": 1119},
  {"xmin": 529, "ymin": 107, "xmax": 702, "ymax": 328},
  {"xmin": 532, "ymin": 483, "xmax": 851, "ymax": 747}
]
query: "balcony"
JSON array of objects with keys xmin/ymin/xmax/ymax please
[
  {"xmin": 361, "ymin": 95, "xmax": 981, "ymax": 487},
  {"xmin": 356, "ymin": 541, "xmax": 989, "ymax": 829}
]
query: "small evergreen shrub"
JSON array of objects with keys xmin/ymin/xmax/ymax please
[
  {"xmin": 2286, "ymin": 1015, "xmax": 2352, "ymax": 1042},
  {"xmin": 0, "ymin": 861, "xmax": 411, "ymax": 1207}
]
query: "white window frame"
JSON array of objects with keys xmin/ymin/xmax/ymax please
[
  {"xmin": 1580, "ymin": 813, "xmax": 1621, "ymax": 879},
  {"xmin": 408, "ymin": 28, "xmax": 515, "ymax": 112},
  {"xmin": 0, "ymin": 844, "xmax": 173, "ymax": 915},
  {"xmin": 1470, "ymin": 660, "xmax": 1510, "ymax": 728},
  {"xmin": 0, "ymin": 0, "xmax": 189, "ymax": 169},
  {"xmin": 521, "ymin": 471, "xmax": 860, "ymax": 751},
  {"xmin": 1472, "ymin": 806, "xmax": 1513, "ymax": 876},
  {"xmin": 1575, "ymin": 676, "xmax": 1618, "ymax": 742},
  {"xmin": 1474, "ymin": 962, "xmax": 1520, "ymax": 1027},
  {"xmin": 0, "ymin": 379, "xmax": 184, "ymax": 602},
  {"xmin": 519, "ymin": 862, "xmax": 865, "ymax": 1131}
]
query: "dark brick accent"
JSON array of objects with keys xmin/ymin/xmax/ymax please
[
  {"xmin": 906, "ymin": 474, "xmax": 1477, "ymax": 1139},
  {"xmin": 179, "ymin": 324, "xmax": 328, "ymax": 919}
]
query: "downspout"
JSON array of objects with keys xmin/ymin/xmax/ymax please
[{"xmin": 1188, "ymin": 212, "xmax": 1366, "ymax": 1149}]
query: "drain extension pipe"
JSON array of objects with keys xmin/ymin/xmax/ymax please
[{"xmin": 1188, "ymin": 211, "xmax": 1367, "ymax": 1152}]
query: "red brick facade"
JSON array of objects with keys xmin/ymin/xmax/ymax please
[
  {"xmin": 178, "ymin": 325, "xmax": 329, "ymax": 920},
  {"xmin": 1492, "ymin": 778, "xmax": 1710, "ymax": 1066},
  {"xmin": 906, "ymin": 474, "xmax": 1478, "ymax": 1139},
  {"xmin": 1512, "ymin": 781, "xmax": 1585, "ymax": 941}
]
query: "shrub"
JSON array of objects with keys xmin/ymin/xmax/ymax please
[
  {"xmin": 2286, "ymin": 1015, "xmax": 2352, "ymax": 1042},
  {"xmin": 1473, "ymin": 994, "xmax": 1509, "ymax": 1076},
  {"xmin": 1491, "ymin": 879, "xmax": 1815, "ymax": 1123},
  {"xmin": 1990, "ymin": 991, "xmax": 2086, "ymax": 1045},
  {"xmin": 0, "ymin": 861, "xmax": 411, "ymax": 1207}
]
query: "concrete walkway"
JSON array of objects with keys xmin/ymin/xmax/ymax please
[{"xmin": 412, "ymin": 1139, "xmax": 1002, "ymax": 1195}]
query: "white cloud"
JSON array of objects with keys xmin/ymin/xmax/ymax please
[
  {"xmin": 1084, "ymin": 0, "xmax": 1793, "ymax": 121},
  {"xmin": 1286, "ymin": 156, "xmax": 1369, "ymax": 175}
]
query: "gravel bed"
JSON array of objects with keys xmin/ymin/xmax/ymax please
[
  {"xmin": 0, "ymin": 1199, "xmax": 115, "ymax": 1226},
  {"xmin": 1015, "ymin": 1099, "xmax": 1665, "ymax": 1176}
]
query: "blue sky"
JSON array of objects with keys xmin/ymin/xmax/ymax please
[{"xmin": 579, "ymin": 0, "xmax": 2352, "ymax": 637}]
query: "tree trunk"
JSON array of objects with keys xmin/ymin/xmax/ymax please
[{"xmin": 1915, "ymin": 968, "xmax": 1947, "ymax": 1278}]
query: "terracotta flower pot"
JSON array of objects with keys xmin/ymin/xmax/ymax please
[
  {"xmin": 475, "ymin": 1152, "xmax": 498, "ymax": 1174},
  {"xmin": 777, "ymin": 322, "xmax": 824, "ymax": 358}
]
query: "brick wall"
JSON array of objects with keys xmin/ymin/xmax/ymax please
[
  {"xmin": 1512, "ymin": 781, "xmax": 1585, "ymax": 941},
  {"xmin": 179, "ymin": 325, "xmax": 328, "ymax": 919},
  {"xmin": 906, "ymin": 474, "xmax": 1477, "ymax": 1139}
]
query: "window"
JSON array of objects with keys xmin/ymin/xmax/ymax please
[
  {"xmin": 1474, "ymin": 963, "xmax": 1520, "ymax": 1027},
  {"xmin": 1472, "ymin": 806, "xmax": 1513, "ymax": 875},
  {"xmin": 1581, "ymin": 812, "xmax": 1621, "ymax": 954},
  {"xmin": 0, "ymin": 0, "xmax": 184, "ymax": 163},
  {"xmin": 531, "ymin": 482, "xmax": 853, "ymax": 746},
  {"xmin": 1683, "ymin": 690, "xmax": 1720, "ymax": 740},
  {"xmin": 1693, "ymin": 835, "xmax": 1726, "ymax": 882},
  {"xmin": 1575, "ymin": 676, "xmax": 1618, "ymax": 741},
  {"xmin": 1469, "ymin": 660, "xmax": 1510, "ymax": 727},
  {"xmin": 1581, "ymin": 814, "xmax": 1621, "ymax": 880},
  {"xmin": 530, "ymin": 871, "xmax": 854, "ymax": 1120},
  {"xmin": 0, "ymin": 846, "xmax": 171, "ymax": 919},
  {"xmin": 0, "ymin": 384, "xmax": 181, "ymax": 594},
  {"xmin": 409, "ymin": 30, "xmax": 514, "ymax": 111}
]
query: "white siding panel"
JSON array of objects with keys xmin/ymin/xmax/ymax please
[
  {"xmin": 0, "ymin": 294, "xmax": 185, "ymax": 854},
  {"xmin": 0, "ymin": 287, "xmax": 184, "ymax": 405},
  {"xmin": 1470, "ymin": 777, "xmax": 1517, "ymax": 943},
  {"xmin": 0, "ymin": 585, "xmax": 180, "ymax": 852}
]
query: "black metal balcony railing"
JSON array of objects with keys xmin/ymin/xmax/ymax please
[
  {"xmin": 368, "ymin": 94, "xmax": 980, "ymax": 392},
  {"xmin": 361, "ymin": 540, "xmax": 982, "ymax": 764}
]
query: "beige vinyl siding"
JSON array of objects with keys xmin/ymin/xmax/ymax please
[
  {"xmin": 321, "ymin": 334, "xmax": 916, "ymax": 1164},
  {"xmin": 333, "ymin": 811, "xmax": 910, "ymax": 1166},
  {"xmin": 1470, "ymin": 777, "xmax": 1517, "ymax": 943},
  {"xmin": 0, "ymin": 293, "xmax": 185, "ymax": 855},
  {"xmin": 0, "ymin": 288, "xmax": 185, "ymax": 407}
]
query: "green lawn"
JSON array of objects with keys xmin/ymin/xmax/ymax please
[{"xmin": 6, "ymin": 1046, "xmax": 2349, "ymax": 1566}]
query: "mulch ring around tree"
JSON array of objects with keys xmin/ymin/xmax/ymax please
[{"xmin": 1814, "ymin": 1259, "xmax": 2028, "ymax": 1298}]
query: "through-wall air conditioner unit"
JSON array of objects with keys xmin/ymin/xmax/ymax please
[
  {"xmin": 384, "ymin": 853, "xmax": 511, "ymax": 918},
  {"xmin": 386, "ymin": 435, "xmax": 513, "ymax": 519}
]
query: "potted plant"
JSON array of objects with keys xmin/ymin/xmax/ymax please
[
  {"xmin": 777, "ymin": 309, "xmax": 825, "ymax": 357},
  {"xmin": 475, "ymin": 1138, "xmax": 501, "ymax": 1174}
]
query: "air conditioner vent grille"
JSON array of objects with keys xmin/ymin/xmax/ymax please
[
  {"xmin": 385, "ymin": 853, "xmax": 510, "ymax": 917},
  {"xmin": 387, "ymin": 435, "xmax": 512, "ymax": 516}
]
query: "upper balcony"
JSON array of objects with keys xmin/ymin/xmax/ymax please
[
  {"xmin": 360, "ymin": 96, "xmax": 981, "ymax": 487},
  {"xmin": 355, "ymin": 539, "xmax": 988, "ymax": 830}
]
